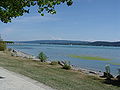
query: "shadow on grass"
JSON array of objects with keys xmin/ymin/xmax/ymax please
[{"xmin": 103, "ymin": 79, "xmax": 120, "ymax": 87}]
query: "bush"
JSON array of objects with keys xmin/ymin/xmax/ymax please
[
  {"xmin": 105, "ymin": 65, "xmax": 113, "ymax": 80},
  {"xmin": 103, "ymin": 72, "xmax": 114, "ymax": 78},
  {"xmin": 38, "ymin": 52, "xmax": 48, "ymax": 62},
  {"xmin": 63, "ymin": 64, "xmax": 71, "ymax": 70},
  {"xmin": 62, "ymin": 61, "xmax": 71, "ymax": 70},
  {"xmin": 0, "ymin": 42, "xmax": 6, "ymax": 51},
  {"xmin": 50, "ymin": 61, "xmax": 58, "ymax": 65}
]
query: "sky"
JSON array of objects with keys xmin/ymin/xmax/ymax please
[{"xmin": 0, "ymin": 0, "xmax": 120, "ymax": 41}]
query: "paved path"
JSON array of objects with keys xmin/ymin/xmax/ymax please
[{"xmin": 0, "ymin": 67, "xmax": 54, "ymax": 90}]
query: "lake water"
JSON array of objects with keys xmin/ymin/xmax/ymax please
[{"xmin": 7, "ymin": 44, "xmax": 120, "ymax": 75}]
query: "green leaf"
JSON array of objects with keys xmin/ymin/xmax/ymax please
[{"xmin": 41, "ymin": 13, "xmax": 44, "ymax": 16}]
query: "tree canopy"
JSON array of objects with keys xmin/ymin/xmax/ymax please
[{"xmin": 0, "ymin": 0, "xmax": 73, "ymax": 23}]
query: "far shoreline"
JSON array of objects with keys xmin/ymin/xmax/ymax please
[
  {"xmin": 13, "ymin": 40, "xmax": 120, "ymax": 47},
  {"xmin": 8, "ymin": 43, "xmax": 120, "ymax": 49}
]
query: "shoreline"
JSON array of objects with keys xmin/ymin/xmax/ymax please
[
  {"xmin": 8, "ymin": 48, "xmax": 40, "ymax": 61},
  {"xmin": 1, "ymin": 50, "xmax": 118, "ymax": 90},
  {"xmin": 8, "ymin": 48, "xmax": 103, "ymax": 76}
]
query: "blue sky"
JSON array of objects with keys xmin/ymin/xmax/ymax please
[{"xmin": 0, "ymin": 0, "xmax": 120, "ymax": 41}]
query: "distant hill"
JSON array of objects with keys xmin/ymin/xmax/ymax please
[
  {"xmin": 16, "ymin": 40, "xmax": 120, "ymax": 47},
  {"xmin": 16, "ymin": 40, "xmax": 89, "ymax": 45},
  {"xmin": 88, "ymin": 41, "xmax": 120, "ymax": 47}
]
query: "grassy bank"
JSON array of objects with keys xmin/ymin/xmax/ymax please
[{"xmin": 0, "ymin": 52, "xmax": 119, "ymax": 90}]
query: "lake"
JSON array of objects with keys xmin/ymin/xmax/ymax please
[{"xmin": 7, "ymin": 44, "xmax": 120, "ymax": 75}]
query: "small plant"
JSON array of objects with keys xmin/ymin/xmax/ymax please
[
  {"xmin": 62, "ymin": 61, "xmax": 71, "ymax": 70},
  {"xmin": 38, "ymin": 52, "xmax": 48, "ymax": 62},
  {"xmin": 105, "ymin": 65, "xmax": 110, "ymax": 74},
  {"xmin": 50, "ymin": 61, "xmax": 58, "ymax": 65},
  {"xmin": 104, "ymin": 64, "xmax": 113, "ymax": 80}
]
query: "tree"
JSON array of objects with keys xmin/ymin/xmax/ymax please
[
  {"xmin": 38, "ymin": 52, "xmax": 48, "ymax": 62},
  {"xmin": 0, "ymin": 0, "xmax": 73, "ymax": 23}
]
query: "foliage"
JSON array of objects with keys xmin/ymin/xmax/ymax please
[
  {"xmin": 0, "ymin": 0, "xmax": 73, "ymax": 23},
  {"xmin": 0, "ymin": 42, "xmax": 6, "ymax": 51},
  {"xmin": 38, "ymin": 52, "xmax": 48, "ymax": 62},
  {"xmin": 62, "ymin": 61, "xmax": 71, "ymax": 70},
  {"xmin": 105, "ymin": 65, "xmax": 113, "ymax": 80},
  {"xmin": 0, "ymin": 41, "xmax": 13, "ymax": 51},
  {"xmin": 105, "ymin": 65, "xmax": 110, "ymax": 74},
  {"xmin": 4, "ymin": 41, "xmax": 14, "ymax": 44},
  {"xmin": 0, "ymin": 41, "xmax": 14, "ymax": 43},
  {"xmin": 50, "ymin": 61, "xmax": 58, "ymax": 65}
]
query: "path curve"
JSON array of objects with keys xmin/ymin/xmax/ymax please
[{"xmin": 0, "ymin": 67, "xmax": 54, "ymax": 90}]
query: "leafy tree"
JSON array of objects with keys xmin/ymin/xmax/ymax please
[
  {"xmin": 38, "ymin": 52, "xmax": 48, "ymax": 62},
  {"xmin": 0, "ymin": 0, "xmax": 73, "ymax": 23}
]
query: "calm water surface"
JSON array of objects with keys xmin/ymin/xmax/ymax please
[{"xmin": 8, "ymin": 44, "xmax": 120, "ymax": 75}]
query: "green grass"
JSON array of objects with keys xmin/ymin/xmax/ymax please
[
  {"xmin": 0, "ymin": 52, "xmax": 119, "ymax": 90},
  {"xmin": 68, "ymin": 55, "xmax": 111, "ymax": 61}
]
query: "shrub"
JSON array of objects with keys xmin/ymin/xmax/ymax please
[
  {"xmin": 116, "ymin": 68, "xmax": 120, "ymax": 81},
  {"xmin": 0, "ymin": 42, "xmax": 6, "ymax": 51},
  {"xmin": 50, "ymin": 61, "xmax": 58, "ymax": 65},
  {"xmin": 105, "ymin": 65, "xmax": 110, "ymax": 74},
  {"xmin": 62, "ymin": 61, "xmax": 71, "ymax": 70},
  {"xmin": 38, "ymin": 52, "xmax": 48, "ymax": 62},
  {"xmin": 63, "ymin": 64, "xmax": 71, "ymax": 70},
  {"xmin": 104, "ymin": 65, "xmax": 113, "ymax": 80}
]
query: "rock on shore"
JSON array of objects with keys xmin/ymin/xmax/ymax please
[
  {"xmin": 7, "ymin": 48, "xmax": 102, "ymax": 76},
  {"xmin": 8, "ymin": 48, "xmax": 37, "ymax": 60}
]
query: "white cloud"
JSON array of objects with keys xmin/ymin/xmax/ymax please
[
  {"xmin": 0, "ymin": 27, "xmax": 15, "ymax": 40},
  {"xmin": 1, "ymin": 27, "xmax": 14, "ymax": 34},
  {"xmin": 14, "ymin": 15, "xmax": 60, "ymax": 23},
  {"xmin": 50, "ymin": 36, "xmax": 63, "ymax": 40}
]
